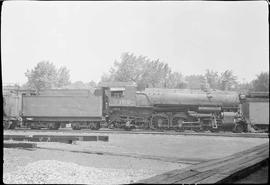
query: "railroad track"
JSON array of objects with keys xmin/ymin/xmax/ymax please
[{"xmin": 4, "ymin": 128, "xmax": 269, "ymax": 138}]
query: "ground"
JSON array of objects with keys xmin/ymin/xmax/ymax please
[
  {"xmin": 233, "ymin": 164, "xmax": 268, "ymax": 184},
  {"xmin": 3, "ymin": 130, "xmax": 269, "ymax": 184}
]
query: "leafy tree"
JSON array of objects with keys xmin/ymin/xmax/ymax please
[
  {"xmin": 25, "ymin": 61, "xmax": 71, "ymax": 91},
  {"xmin": 166, "ymin": 72, "xmax": 187, "ymax": 89},
  {"xmin": 100, "ymin": 73, "xmax": 113, "ymax": 83},
  {"xmin": 251, "ymin": 72, "xmax": 269, "ymax": 91},
  {"xmin": 64, "ymin": 80, "xmax": 97, "ymax": 89},
  {"xmin": 141, "ymin": 60, "xmax": 171, "ymax": 88},
  {"xmin": 235, "ymin": 82, "xmax": 253, "ymax": 93},
  {"xmin": 100, "ymin": 52, "xmax": 172, "ymax": 90},
  {"xmin": 56, "ymin": 67, "xmax": 71, "ymax": 87},
  {"xmin": 218, "ymin": 70, "xmax": 237, "ymax": 90},
  {"xmin": 100, "ymin": 53, "xmax": 246, "ymax": 92},
  {"xmin": 64, "ymin": 81, "xmax": 88, "ymax": 89},
  {"xmin": 203, "ymin": 69, "xmax": 238, "ymax": 91},
  {"xmin": 204, "ymin": 69, "xmax": 219, "ymax": 89},
  {"xmin": 88, "ymin": 80, "xmax": 97, "ymax": 88},
  {"xmin": 100, "ymin": 53, "xmax": 145, "ymax": 90},
  {"xmin": 185, "ymin": 75, "xmax": 205, "ymax": 89}
]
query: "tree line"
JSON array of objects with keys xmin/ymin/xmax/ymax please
[{"xmin": 21, "ymin": 52, "xmax": 269, "ymax": 92}]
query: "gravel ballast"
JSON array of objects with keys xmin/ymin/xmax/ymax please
[
  {"xmin": 3, "ymin": 160, "xmax": 155, "ymax": 184},
  {"xmin": 4, "ymin": 131, "xmax": 268, "ymax": 184}
]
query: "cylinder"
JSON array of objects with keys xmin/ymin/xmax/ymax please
[{"xmin": 222, "ymin": 112, "xmax": 237, "ymax": 125}]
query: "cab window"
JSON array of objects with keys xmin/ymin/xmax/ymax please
[{"xmin": 111, "ymin": 91, "xmax": 124, "ymax": 98}]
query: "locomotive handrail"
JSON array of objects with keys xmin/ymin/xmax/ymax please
[{"xmin": 136, "ymin": 92, "xmax": 153, "ymax": 105}]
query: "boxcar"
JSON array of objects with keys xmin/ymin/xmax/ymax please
[
  {"xmin": 3, "ymin": 93, "xmax": 22, "ymax": 129},
  {"xmin": 240, "ymin": 92, "xmax": 269, "ymax": 130}
]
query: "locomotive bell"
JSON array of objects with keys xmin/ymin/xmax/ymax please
[{"xmin": 207, "ymin": 94, "xmax": 213, "ymax": 99}]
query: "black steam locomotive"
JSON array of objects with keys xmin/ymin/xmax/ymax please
[{"xmin": 3, "ymin": 82, "xmax": 269, "ymax": 132}]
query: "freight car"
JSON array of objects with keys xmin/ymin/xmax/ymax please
[
  {"xmin": 3, "ymin": 93, "xmax": 22, "ymax": 129},
  {"xmin": 240, "ymin": 92, "xmax": 269, "ymax": 131}
]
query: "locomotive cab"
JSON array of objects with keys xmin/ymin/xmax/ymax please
[{"xmin": 99, "ymin": 82, "xmax": 152, "ymax": 129}]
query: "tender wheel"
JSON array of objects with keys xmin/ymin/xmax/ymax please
[
  {"xmin": 30, "ymin": 125, "xmax": 36, "ymax": 130},
  {"xmin": 71, "ymin": 123, "xmax": 81, "ymax": 130},
  {"xmin": 9, "ymin": 121, "xmax": 16, "ymax": 129},
  {"xmin": 48, "ymin": 123, "xmax": 54, "ymax": 130},
  {"xmin": 3, "ymin": 121, "xmax": 9, "ymax": 129},
  {"xmin": 53, "ymin": 123, "xmax": 60, "ymax": 130},
  {"xmin": 91, "ymin": 122, "xmax": 101, "ymax": 130},
  {"xmin": 29, "ymin": 123, "xmax": 40, "ymax": 130}
]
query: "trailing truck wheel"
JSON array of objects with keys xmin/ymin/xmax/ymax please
[
  {"xmin": 172, "ymin": 117, "xmax": 186, "ymax": 130},
  {"xmin": 151, "ymin": 115, "xmax": 169, "ymax": 129},
  {"xmin": 108, "ymin": 122, "xmax": 115, "ymax": 129},
  {"xmin": 210, "ymin": 128, "xmax": 219, "ymax": 133},
  {"xmin": 95, "ymin": 123, "xmax": 101, "ymax": 130},
  {"xmin": 175, "ymin": 128, "xmax": 184, "ymax": 132},
  {"xmin": 124, "ymin": 126, "xmax": 132, "ymax": 131}
]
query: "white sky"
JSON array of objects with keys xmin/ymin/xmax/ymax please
[{"xmin": 1, "ymin": 1, "xmax": 269, "ymax": 85}]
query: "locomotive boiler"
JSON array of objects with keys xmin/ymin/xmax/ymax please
[{"xmin": 143, "ymin": 88, "xmax": 244, "ymax": 132}]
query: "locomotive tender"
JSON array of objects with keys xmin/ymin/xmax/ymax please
[
  {"xmin": 21, "ymin": 89, "xmax": 103, "ymax": 130},
  {"xmin": 3, "ymin": 82, "xmax": 269, "ymax": 132}
]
